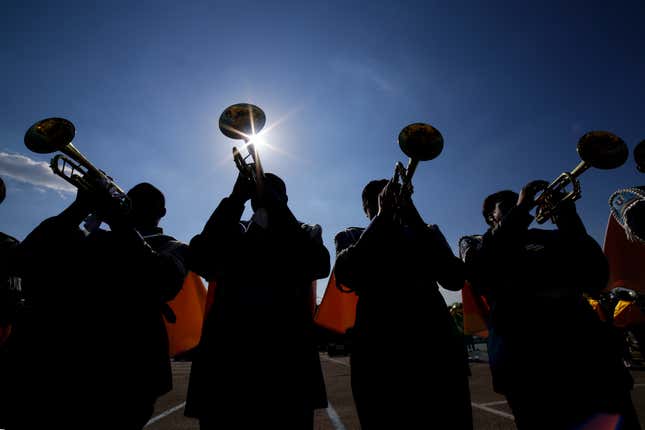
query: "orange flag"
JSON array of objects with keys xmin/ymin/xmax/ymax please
[
  {"xmin": 314, "ymin": 271, "xmax": 358, "ymax": 334},
  {"xmin": 461, "ymin": 280, "xmax": 489, "ymax": 337},
  {"xmin": 603, "ymin": 214, "xmax": 645, "ymax": 292},
  {"xmin": 613, "ymin": 300, "xmax": 645, "ymax": 329},
  {"xmin": 165, "ymin": 271, "xmax": 208, "ymax": 357}
]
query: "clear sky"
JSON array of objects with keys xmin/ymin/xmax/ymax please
[{"xmin": 1, "ymin": 0, "xmax": 644, "ymax": 305}]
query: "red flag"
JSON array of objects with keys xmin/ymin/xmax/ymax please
[
  {"xmin": 0, "ymin": 324, "xmax": 11, "ymax": 346},
  {"xmin": 165, "ymin": 271, "xmax": 208, "ymax": 357},
  {"xmin": 603, "ymin": 214, "xmax": 645, "ymax": 292},
  {"xmin": 314, "ymin": 271, "xmax": 358, "ymax": 334}
]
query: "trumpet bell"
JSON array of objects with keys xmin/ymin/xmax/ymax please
[
  {"xmin": 398, "ymin": 123, "xmax": 444, "ymax": 161},
  {"xmin": 219, "ymin": 103, "xmax": 266, "ymax": 140},
  {"xmin": 634, "ymin": 140, "xmax": 645, "ymax": 173},
  {"xmin": 24, "ymin": 117, "xmax": 76, "ymax": 154},
  {"xmin": 577, "ymin": 131, "xmax": 628, "ymax": 170}
]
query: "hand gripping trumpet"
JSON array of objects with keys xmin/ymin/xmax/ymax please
[
  {"xmin": 24, "ymin": 117, "xmax": 129, "ymax": 210},
  {"xmin": 533, "ymin": 130, "xmax": 628, "ymax": 223},
  {"xmin": 392, "ymin": 122, "xmax": 444, "ymax": 197},
  {"xmin": 219, "ymin": 103, "xmax": 266, "ymax": 192}
]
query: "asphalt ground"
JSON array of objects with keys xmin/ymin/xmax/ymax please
[{"xmin": 144, "ymin": 353, "xmax": 645, "ymax": 430}]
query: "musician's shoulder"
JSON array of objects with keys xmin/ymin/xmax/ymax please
[
  {"xmin": 334, "ymin": 227, "xmax": 364, "ymax": 239},
  {"xmin": 334, "ymin": 227, "xmax": 365, "ymax": 250},
  {"xmin": 298, "ymin": 221, "xmax": 322, "ymax": 235},
  {"xmin": 0, "ymin": 231, "xmax": 19, "ymax": 246},
  {"xmin": 458, "ymin": 234, "xmax": 484, "ymax": 260}
]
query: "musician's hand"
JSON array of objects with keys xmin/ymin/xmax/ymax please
[
  {"xmin": 377, "ymin": 180, "xmax": 397, "ymax": 218},
  {"xmin": 230, "ymin": 173, "xmax": 254, "ymax": 204},
  {"xmin": 74, "ymin": 174, "xmax": 111, "ymax": 211},
  {"xmin": 517, "ymin": 179, "xmax": 549, "ymax": 211},
  {"xmin": 83, "ymin": 213, "xmax": 102, "ymax": 234}
]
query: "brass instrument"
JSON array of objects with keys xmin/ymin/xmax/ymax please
[
  {"xmin": 634, "ymin": 139, "xmax": 645, "ymax": 173},
  {"xmin": 392, "ymin": 123, "xmax": 444, "ymax": 196},
  {"xmin": 24, "ymin": 117, "xmax": 128, "ymax": 206},
  {"xmin": 219, "ymin": 103, "xmax": 266, "ymax": 189},
  {"xmin": 534, "ymin": 130, "xmax": 628, "ymax": 223}
]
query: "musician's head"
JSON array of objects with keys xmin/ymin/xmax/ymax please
[
  {"xmin": 362, "ymin": 179, "xmax": 388, "ymax": 220},
  {"xmin": 483, "ymin": 190, "xmax": 518, "ymax": 228},
  {"xmin": 251, "ymin": 173, "xmax": 287, "ymax": 211},
  {"xmin": 127, "ymin": 182, "xmax": 166, "ymax": 229}
]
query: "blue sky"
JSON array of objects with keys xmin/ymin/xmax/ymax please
[{"xmin": 1, "ymin": 0, "xmax": 644, "ymax": 305}]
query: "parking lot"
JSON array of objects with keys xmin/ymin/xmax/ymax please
[{"xmin": 144, "ymin": 352, "xmax": 645, "ymax": 430}]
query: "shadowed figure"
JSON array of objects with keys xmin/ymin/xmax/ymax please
[
  {"xmin": 0, "ymin": 176, "xmax": 21, "ymax": 342},
  {"xmin": 3, "ymin": 181, "xmax": 187, "ymax": 430},
  {"xmin": 463, "ymin": 182, "xmax": 640, "ymax": 430},
  {"xmin": 0, "ymin": 177, "xmax": 22, "ymax": 430},
  {"xmin": 334, "ymin": 179, "xmax": 473, "ymax": 430},
  {"xmin": 185, "ymin": 172, "xmax": 330, "ymax": 430}
]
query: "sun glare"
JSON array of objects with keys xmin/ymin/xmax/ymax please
[{"xmin": 247, "ymin": 133, "xmax": 266, "ymax": 148}]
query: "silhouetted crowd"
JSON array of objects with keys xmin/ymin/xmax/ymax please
[{"xmin": 0, "ymin": 166, "xmax": 642, "ymax": 429}]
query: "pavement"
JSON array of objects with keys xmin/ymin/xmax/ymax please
[{"xmin": 145, "ymin": 347, "xmax": 645, "ymax": 430}]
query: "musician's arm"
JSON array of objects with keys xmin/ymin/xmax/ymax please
[
  {"xmin": 188, "ymin": 197, "xmax": 245, "ymax": 281},
  {"xmin": 555, "ymin": 203, "xmax": 609, "ymax": 295},
  {"xmin": 418, "ymin": 225, "xmax": 465, "ymax": 291},
  {"xmin": 334, "ymin": 214, "xmax": 394, "ymax": 292}
]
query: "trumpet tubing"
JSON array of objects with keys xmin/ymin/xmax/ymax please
[
  {"xmin": 219, "ymin": 103, "xmax": 267, "ymax": 186},
  {"xmin": 534, "ymin": 130, "xmax": 628, "ymax": 224},
  {"xmin": 392, "ymin": 123, "xmax": 444, "ymax": 195},
  {"xmin": 24, "ymin": 117, "xmax": 127, "ymax": 200}
]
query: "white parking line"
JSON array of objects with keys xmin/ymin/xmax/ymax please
[
  {"xmin": 144, "ymin": 402, "xmax": 186, "ymax": 427},
  {"xmin": 322, "ymin": 355, "xmax": 514, "ymax": 421},
  {"xmin": 326, "ymin": 403, "xmax": 348, "ymax": 430},
  {"xmin": 478, "ymin": 400, "xmax": 510, "ymax": 407},
  {"xmin": 471, "ymin": 402, "xmax": 514, "ymax": 420}
]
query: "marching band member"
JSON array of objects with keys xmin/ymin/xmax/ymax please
[
  {"xmin": 185, "ymin": 172, "xmax": 330, "ymax": 430},
  {"xmin": 334, "ymin": 179, "xmax": 472, "ymax": 430},
  {"xmin": 5, "ymin": 180, "xmax": 187, "ymax": 430},
  {"xmin": 463, "ymin": 182, "xmax": 640, "ymax": 430}
]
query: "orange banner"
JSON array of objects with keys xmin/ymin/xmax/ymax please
[
  {"xmin": 462, "ymin": 281, "xmax": 489, "ymax": 337},
  {"xmin": 613, "ymin": 300, "xmax": 645, "ymax": 329},
  {"xmin": 314, "ymin": 271, "xmax": 358, "ymax": 334},
  {"xmin": 603, "ymin": 215, "xmax": 645, "ymax": 292},
  {"xmin": 165, "ymin": 272, "xmax": 207, "ymax": 357}
]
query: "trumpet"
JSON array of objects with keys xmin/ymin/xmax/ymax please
[
  {"xmin": 24, "ymin": 117, "xmax": 128, "ymax": 207},
  {"xmin": 219, "ymin": 103, "xmax": 266, "ymax": 190},
  {"xmin": 534, "ymin": 130, "xmax": 628, "ymax": 223},
  {"xmin": 392, "ymin": 123, "xmax": 444, "ymax": 196}
]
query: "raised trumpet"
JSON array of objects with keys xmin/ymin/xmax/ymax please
[
  {"xmin": 24, "ymin": 117, "xmax": 128, "ymax": 206},
  {"xmin": 392, "ymin": 123, "xmax": 444, "ymax": 196},
  {"xmin": 534, "ymin": 130, "xmax": 628, "ymax": 223},
  {"xmin": 219, "ymin": 103, "xmax": 266, "ymax": 190}
]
